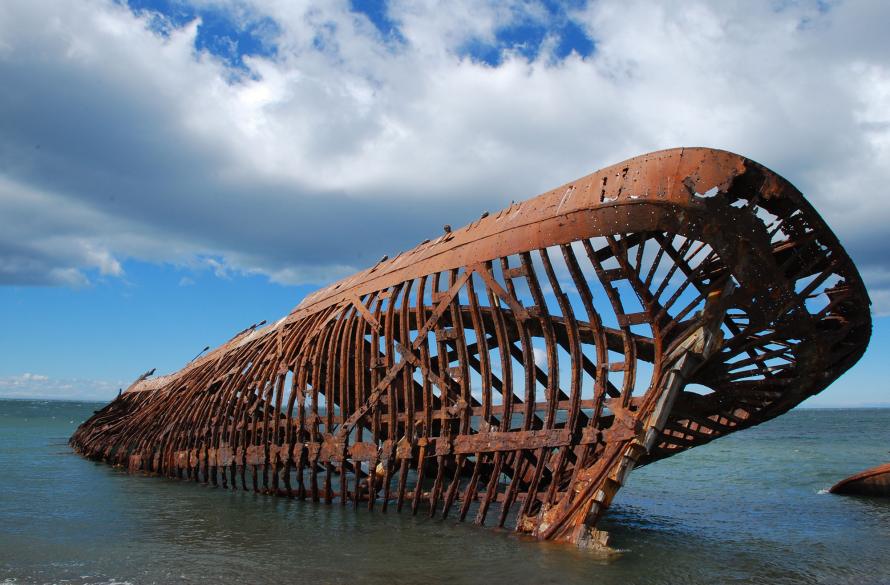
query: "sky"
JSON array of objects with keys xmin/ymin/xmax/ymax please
[{"xmin": 0, "ymin": 0, "xmax": 888, "ymax": 407}]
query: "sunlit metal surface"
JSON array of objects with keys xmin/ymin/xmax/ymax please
[
  {"xmin": 71, "ymin": 147, "xmax": 871, "ymax": 548},
  {"xmin": 830, "ymin": 462, "xmax": 890, "ymax": 497}
]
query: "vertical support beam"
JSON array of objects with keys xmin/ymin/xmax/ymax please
[{"xmin": 535, "ymin": 280, "xmax": 734, "ymax": 549}]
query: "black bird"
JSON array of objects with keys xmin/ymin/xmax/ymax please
[
  {"xmin": 189, "ymin": 345, "xmax": 211, "ymax": 363},
  {"xmin": 135, "ymin": 368, "xmax": 156, "ymax": 383}
]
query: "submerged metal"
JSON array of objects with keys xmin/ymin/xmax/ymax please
[
  {"xmin": 71, "ymin": 147, "xmax": 871, "ymax": 548},
  {"xmin": 830, "ymin": 462, "xmax": 890, "ymax": 497}
]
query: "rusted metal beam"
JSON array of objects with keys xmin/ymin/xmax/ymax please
[{"xmin": 71, "ymin": 147, "xmax": 871, "ymax": 549}]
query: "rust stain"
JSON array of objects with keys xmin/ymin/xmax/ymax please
[{"xmin": 70, "ymin": 147, "xmax": 871, "ymax": 549}]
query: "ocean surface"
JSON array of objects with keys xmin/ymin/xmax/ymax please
[{"xmin": 1, "ymin": 399, "xmax": 888, "ymax": 585}]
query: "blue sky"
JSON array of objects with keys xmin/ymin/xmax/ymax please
[{"xmin": 0, "ymin": 0, "xmax": 888, "ymax": 407}]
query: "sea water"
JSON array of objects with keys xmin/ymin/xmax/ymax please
[{"xmin": 1, "ymin": 399, "xmax": 888, "ymax": 585}]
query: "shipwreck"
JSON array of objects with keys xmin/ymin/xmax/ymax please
[
  {"xmin": 830, "ymin": 463, "xmax": 890, "ymax": 497},
  {"xmin": 71, "ymin": 147, "xmax": 871, "ymax": 549}
]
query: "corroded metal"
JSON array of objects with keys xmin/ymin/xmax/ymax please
[
  {"xmin": 71, "ymin": 147, "xmax": 871, "ymax": 548},
  {"xmin": 830, "ymin": 463, "xmax": 890, "ymax": 497}
]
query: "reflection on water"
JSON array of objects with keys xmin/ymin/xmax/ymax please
[{"xmin": 2, "ymin": 400, "xmax": 889, "ymax": 585}]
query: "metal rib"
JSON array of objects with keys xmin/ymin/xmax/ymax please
[{"xmin": 71, "ymin": 147, "xmax": 871, "ymax": 549}]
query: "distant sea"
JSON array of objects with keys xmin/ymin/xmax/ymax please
[{"xmin": 1, "ymin": 399, "xmax": 889, "ymax": 585}]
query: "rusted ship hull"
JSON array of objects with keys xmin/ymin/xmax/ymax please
[
  {"xmin": 71, "ymin": 148, "xmax": 871, "ymax": 548},
  {"xmin": 830, "ymin": 463, "xmax": 890, "ymax": 497}
]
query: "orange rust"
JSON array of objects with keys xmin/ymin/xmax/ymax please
[
  {"xmin": 71, "ymin": 147, "xmax": 871, "ymax": 549},
  {"xmin": 830, "ymin": 462, "xmax": 890, "ymax": 497}
]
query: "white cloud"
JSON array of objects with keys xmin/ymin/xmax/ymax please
[
  {"xmin": 0, "ymin": 0, "xmax": 888, "ymax": 310},
  {"xmin": 0, "ymin": 372, "xmax": 125, "ymax": 401},
  {"xmin": 21, "ymin": 372, "xmax": 48, "ymax": 382},
  {"xmin": 532, "ymin": 347, "xmax": 548, "ymax": 370}
]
